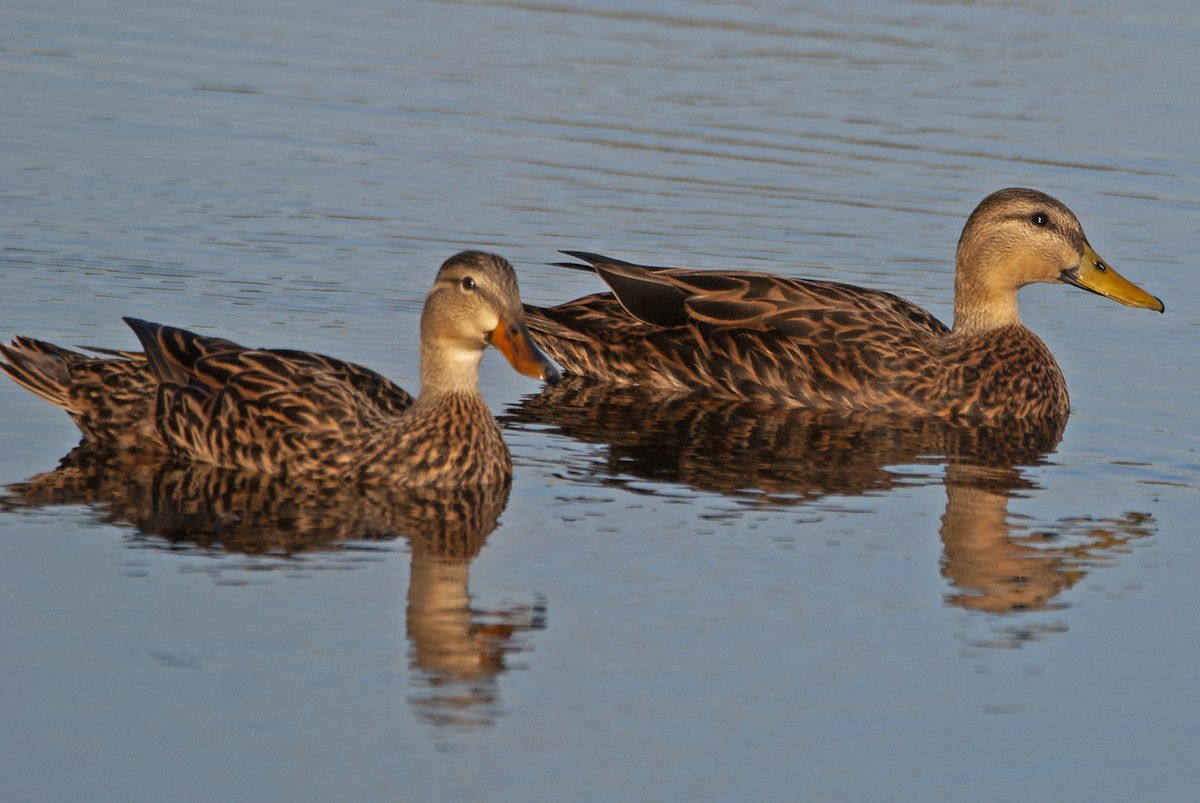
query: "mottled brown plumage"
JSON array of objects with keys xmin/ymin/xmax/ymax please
[
  {"xmin": 526, "ymin": 189, "xmax": 1163, "ymax": 420},
  {"xmin": 1, "ymin": 251, "xmax": 559, "ymax": 486}
]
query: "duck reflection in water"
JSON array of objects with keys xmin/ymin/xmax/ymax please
[
  {"xmin": 1, "ymin": 448, "xmax": 544, "ymax": 735},
  {"xmin": 506, "ymin": 378, "xmax": 1154, "ymax": 629}
]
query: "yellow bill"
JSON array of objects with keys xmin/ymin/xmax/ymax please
[{"xmin": 1060, "ymin": 242, "xmax": 1164, "ymax": 312}]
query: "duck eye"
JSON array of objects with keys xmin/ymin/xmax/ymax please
[
  {"xmin": 461, "ymin": 276, "xmax": 476, "ymax": 291},
  {"xmin": 1030, "ymin": 212, "xmax": 1049, "ymax": 227}
]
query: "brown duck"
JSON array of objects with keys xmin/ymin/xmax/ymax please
[
  {"xmin": 1, "ymin": 251, "xmax": 559, "ymax": 485},
  {"xmin": 525, "ymin": 188, "xmax": 1163, "ymax": 420}
]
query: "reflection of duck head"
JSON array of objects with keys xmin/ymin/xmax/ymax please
[
  {"xmin": 508, "ymin": 378, "xmax": 1153, "ymax": 622},
  {"xmin": 401, "ymin": 482, "xmax": 545, "ymax": 736},
  {"xmin": 406, "ymin": 537, "xmax": 546, "ymax": 733},
  {"xmin": 940, "ymin": 462, "xmax": 1155, "ymax": 619},
  {"xmin": 3, "ymin": 446, "xmax": 545, "ymax": 735}
]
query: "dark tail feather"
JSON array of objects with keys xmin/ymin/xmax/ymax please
[
  {"xmin": 123, "ymin": 318, "xmax": 192, "ymax": 385},
  {"xmin": 122, "ymin": 317, "xmax": 245, "ymax": 387},
  {"xmin": 552, "ymin": 251, "xmax": 668, "ymax": 273}
]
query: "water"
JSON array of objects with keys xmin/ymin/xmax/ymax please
[{"xmin": 3, "ymin": 0, "xmax": 1199, "ymax": 800}]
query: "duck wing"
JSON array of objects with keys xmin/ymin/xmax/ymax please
[
  {"xmin": 527, "ymin": 254, "xmax": 950, "ymax": 408},
  {"xmin": 124, "ymin": 318, "xmax": 414, "ymax": 473}
]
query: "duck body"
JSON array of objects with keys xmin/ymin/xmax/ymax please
[
  {"xmin": 131, "ymin": 326, "xmax": 514, "ymax": 484},
  {"xmin": 2, "ymin": 251, "xmax": 558, "ymax": 486},
  {"xmin": 526, "ymin": 189, "xmax": 1163, "ymax": 420},
  {"xmin": 528, "ymin": 267, "xmax": 1069, "ymax": 418}
]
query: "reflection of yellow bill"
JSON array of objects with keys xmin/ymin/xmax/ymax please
[{"xmin": 1061, "ymin": 242, "xmax": 1164, "ymax": 312}]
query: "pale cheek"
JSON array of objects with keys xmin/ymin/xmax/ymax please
[
  {"xmin": 452, "ymin": 312, "xmax": 498, "ymax": 344},
  {"xmin": 477, "ymin": 315, "xmax": 500, "ymax": 344}
]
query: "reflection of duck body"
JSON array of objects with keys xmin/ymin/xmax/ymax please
[
  {"xmin": 4, "ymin": 446, "xmax": 544, "ymax": 734},
  {"xmin": 508, "ymin": 377, "xmax": 1064, "ymax": 502},
  {"xmin": 508, "ymin": 378, "xmax": 1153, "ymax": 618},
  {"xmin": 1, "ymin": 251, "xmax": 558, "ymax": 486},
  {"xmin": 2, "ymin": 445, "xmax": 512, "ymax": 554},
  {"xmin": 526, "ymin": 189, "xmax": 1162, "ymax": 419}
]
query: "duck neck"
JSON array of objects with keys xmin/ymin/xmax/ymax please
[
  {"xmin": 951, "ymin": 253, "xmax": 1022, "ymax": 336},
  {"xmin": 952, "ymin": 293, "xmax": 1021, "ymax": 335},
  {"xmin": 418, "ymin": 340, "xmax": 485, "ymax": 400}
]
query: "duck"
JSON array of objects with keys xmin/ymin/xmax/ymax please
[
  {"xmin": 524, "ymin": 188, "xmax": 1163, "ymax": 420},
  {"xmin": 1, "ymin": 251, "xmax": 560, "ymax": 486}
]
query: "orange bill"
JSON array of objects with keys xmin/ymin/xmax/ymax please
[{"xmin": 490, "ymin": 318, "xmax": 561, "ymax": 383}]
